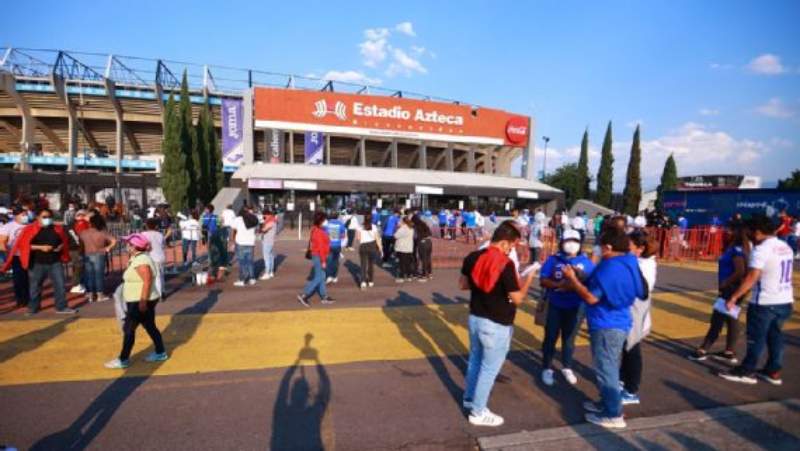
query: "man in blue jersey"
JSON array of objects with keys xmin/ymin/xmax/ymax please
[
  {"xmin": 382, "ymin": 210, "xmax": 400, "ymax": 264},
  {"xmin": 325, "ymin": 211, "xmax": 347, "ymax": 284}
]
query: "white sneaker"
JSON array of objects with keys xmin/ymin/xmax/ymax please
[
  {"xmin": 585, "ymin": 413, "xmax": 626, "ymax": 429},
  {"xmin": 144, "ymin": 352, "xmax": 169, "ymax": 362},
  {"xmin": 541, "ymin": 369, "xmax": 555, "ymax": 386},
  {"xmin": 104, "ymin": 358, "xmax": 129, "ymax": 369},
  {"xmin": 360, "ymin": 282, "xmax": 367, "ymax": 289},
  {"xmin": 247, "ymin": 279, "xmax": 256, "ymax": 286},
  {"xmin": 233, "ymin": 281, "xmax": 246, "ymax": 287},
  {"xmin": 260, "ymin": 273, "xmax": 271, "ymax": 280},
  {"xmin": 561, "ymin": 368, "xmax": 578, "ymax": 385},
  {"xmin": 332, "ymin": 277, "xmax": 338, "ymax": 283},
  {"xmin": 70, "ymin": 285, "xmax": 86, "ymax": 294},
  {"xmin": 468, "ymin": 409, "xmax": 504, "ymax": 427},
  {"xmin": 326, "ymin": 277, "xmax": 333, "ymax": 284},
  {"xmin": 368, "ymin": 282, "xmax": 374, "ymax": 288}
]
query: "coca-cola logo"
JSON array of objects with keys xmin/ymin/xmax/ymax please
[{"xmin": 505, "ymin": 117, "xmax": 528, "ymax": 144}]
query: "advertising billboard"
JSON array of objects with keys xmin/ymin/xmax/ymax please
[
  {"xmin": 663, "ymin": 189, "xmax": 800, "ymax": 225},
  {"xmin": 253, "ymin": 87, "xmax": 531, "ymax": 147},
  {"xmin": 222, "ymin": 98, "xmax": 244, "ymax": 167}
]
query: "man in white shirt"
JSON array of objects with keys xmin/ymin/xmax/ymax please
[
  {"xmin": 720, "ymin": 215, "xmax": 795, "ymax": 386},
  {"xmin": 231, "ymin": 208, "xmax": 258, "ymax": 287}
]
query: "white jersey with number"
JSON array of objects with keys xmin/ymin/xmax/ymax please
[{"xmin": 749, "ymin": 236, "xmax": 794, "ymax": 305}]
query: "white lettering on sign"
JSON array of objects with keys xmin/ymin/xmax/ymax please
[
  {"xmin": 351, "ymin": 102, "xmax": 464, "ymax": 126},
  {"xmin": 226, "ymin": 104, "xmax": 240, "ymax": 139}
]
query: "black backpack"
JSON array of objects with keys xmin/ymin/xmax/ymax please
[{"xmin": 243, "ymin": 212, "xmax": 258, "ymax": 229}]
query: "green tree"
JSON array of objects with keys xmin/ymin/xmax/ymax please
[
  {"xmin": 207, "ymin": 104, "xmax": 224, "ymax": 195},
  {"xmin": 178, "ymin": 70, "xmax": 198, "ymax": 210},
  {"xmin": 195, "ymin": 101, "xmax": 211, "ymax": 204},
  {"xmin": 159, "ymin": 93, "xmax": 188, "ymax": 211},
  {"xmin": 622, "ymin": 125, "xmax": 642, "ymax": 215},
  {"xmin": 655, "ymin": 154, "xmax": 679, "ymax": 211},
  {"xmin": 575, "ymin": 128, "xmax": 590, "ymax": 201},
  {"xmin": 777, "ymin": 169, "xmax": 800, "ymax": 189},
  {"xmin": 544, "ymin": 163, "xmax": 580, "ymax": 208},
  {"xmin": 595, "ymin": 121, "xmax": 614, "ymax": 207}
]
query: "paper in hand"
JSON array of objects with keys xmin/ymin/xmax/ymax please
[
  {"xmin": 713, "ymin": 297, "xmax": 741, "ymax": 320},
  {"xmin": 520, "ymin": 262, "xmax": 540, "ymax": 278}
]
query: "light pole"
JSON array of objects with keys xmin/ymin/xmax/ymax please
[{"xmin": 542, "ymin": 136, "xmax": 550, "ymax": 179}]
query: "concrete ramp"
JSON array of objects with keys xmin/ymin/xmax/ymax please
[{"xmin": 211, "ymin": 187, "xmax": 244, "ymax": 213}]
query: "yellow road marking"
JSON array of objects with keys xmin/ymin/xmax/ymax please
[{"xmin": 1, "ymin": 291, "xmax": 798, "ymax": 387}]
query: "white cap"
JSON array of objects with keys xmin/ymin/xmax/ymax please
[
  {"xmin": 0, "ymin": 207, "xmax": 8, "ymax": 214},
  {"xmin": 562, "ymin": 229, "xmax": 581, "ymax": 242}
]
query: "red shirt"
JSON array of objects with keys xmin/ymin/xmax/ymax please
[
  {"xmin": 776, "ymin": 216, "xmax": 792, "ymax": 238},
  {"xmin": 1, "ymin": 223, "xmax": 70, "ymax": 271},
  {"xmin": 310, "ymin": 226, "xmax": 330, "ymax": 263}
]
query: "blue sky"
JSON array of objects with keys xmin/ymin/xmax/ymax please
[{"xmin": 3, "ymin": 0, "xmax": 799, "ymax": 190}]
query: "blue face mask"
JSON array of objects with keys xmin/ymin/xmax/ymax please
[
  {"xmin": 19, "ymin": 215, "xmax": 30, "ymax": 225},
  {"xmin": 40, "ymin": 217, "xmax": 53, "ymax": 227}
]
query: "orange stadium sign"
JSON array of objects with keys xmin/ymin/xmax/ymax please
[{"xmin": 254, "ymin": 87, "xmax": 531, "ymax": 147}]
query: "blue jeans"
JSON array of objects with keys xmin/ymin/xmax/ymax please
[
  {"xmin": 303, "ymin": 255, "xmax": 327, "ymax": 300},
  {"xmin": 236, "ymin": 245, "xmax": 255, "ymax": 282},
  {"xmin": 28, "ymin": 262, "xmax": 68, "ymax": 312},
  {"xmin": 262, "ymin": 241, "xmax": 275, "ymax": 275},
  {"xmin": 182, "ymin": 239, "xmax": 197, "ymax": 263},
  {"xmin": 590, "ymin": 328, "xmax": 627, "ymax": 418},
  {"xmin": 83, "ymin": 253, "xmax": 106, "ymax": 295},
  {"xmin": 741, "ymin": 303, "xmax": 793, "ymax": 373},
  {"xmin": 326, "ymin": 247, "xmax": 341, "ymax": 278},
  {"xmin": 464, "ymin": 315, "xmax": 513, "ymax": 415},
  {"xmin": 541, "ymin": 304, "xmax": 583, "ymax": 369}
]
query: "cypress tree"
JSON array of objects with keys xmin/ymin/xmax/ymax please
[
  {"xmin": 207, "ymin": 104, "xmax": 224, "ymax": 195},
  {"xmin": 656, "ymin": 154, "xmax": 678, "ymax": 211},
  {"xmin": 575, "ymin": 128, "xmax": 590, "ymax": 201},
  {"xmin": 196, "ymin": 101, "xmax": 211, "ymax": 204},
  {"xmin": 178, "ymin": 70, "xmax": 198, "ymax": 210},
  {"xmin": 595, "ymin": 121, "xmax": 614, "ymax": 207},
  {"xmin": 622, "ymin": 125, "xmax": 642, "ymax": 216},
  {"xmin": 160, "ymin": 93, "xmax": 188, "ymax": 211}
]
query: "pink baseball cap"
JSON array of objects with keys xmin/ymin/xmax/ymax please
[{"xmin": 121, "ymin": 233, "xmax": 150, "ymax": 249}]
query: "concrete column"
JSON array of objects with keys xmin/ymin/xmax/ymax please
[
  {"xmin": 484, "ymin": 149, "xmax": 493, "ymax": 174},
  {"xmin": 391, "ymin": 139, "xmax": 398, "ymax": 168},
  {"xmin": 115, "ymin": 116, "xmax": 124, "ymax": 173},
  {"xmin": 445, "ymin": 144, "xmax": 454, "ymax": 172},
  {"xmin": 419, "ymin": 142, "xmax": 427, "ymax": 170},
  {"xmin": 289, "ymin": 132, "xmax": 295, "ymax": 164},
  {"xmin": 325, "ymin": 134, "xmax": 331, "ymax": 165},
  {"xmin": 242, "ymin": 89, "xmax": 255, "ymax": 165},
  {"xmin": 1, "ymin": 72, "xmax": 33, "ymax": 171},
  {"xmin": 359, "ymin": 137, "xmax": 366, "ymax": 167},
  {"xmin": 467, "ymin": 145, "xmax": 476, "ymax": 173},
  {"xmin": 67, "ymin": 114, "xmax": 78, "ymax": 172}
]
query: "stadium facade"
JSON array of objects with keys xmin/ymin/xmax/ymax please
[{"xmin": 0, "ymin": 47, "xmax": 562, "ymax": 212}]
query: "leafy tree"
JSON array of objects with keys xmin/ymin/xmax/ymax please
[
  {"xmin": 777, "ymin": 169, "xmax": 800, "ymax": 189},
  {"xmin": 544, "ymin": 163, "xmax": 580, "ymax": 208},
  {"xmin": 195, "ymin": 101, "xmax": 211, "ymax": 204},
  {"xmin": 595, "ymin": 121, "xmax": 614, "ymax": 207},
  {"xmin": 178, "ymin": 70, "xmax": 198, "ymax": 210},
  {"xmin": 622, "ymin": 125, "xmax": 642, "ymax": 216},
  {"xmin": 159, "ymin": 93, "xmax": 188, "ymax": 211},
  {"xmin": 575, "ymin": 128, "xmax": 590, "ymax": 201},
  {"xmin": 655, "ymin": 154, "xmax": 679, "ymax": 211},
  {"xmin": 206, "ymin": 101, "xmax": 224, "ymax": 198}
]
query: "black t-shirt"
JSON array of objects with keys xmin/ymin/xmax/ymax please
[
  {"xmin": 31, "ymin": 226, "xmax": 62, "ymax": 266},
  {"xmin": 461, "ymin": 249, "xmax": 520, "ymax": 326}
]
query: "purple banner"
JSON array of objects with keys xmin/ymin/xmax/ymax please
[
  {"xmin": 222, "ymin": 98, "xmax": 244, "ymax": 167},
  {"xmin": 304, "ymin": 131, "xmax": 324, "ymax": 165}
]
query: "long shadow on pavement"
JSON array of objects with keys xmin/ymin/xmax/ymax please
[
  {"xmin": 29, "ymin": 289, "xmax": 222, "ymax": 450},
  {"xmin": 0, "ymin": 316, "xmax": 77, "ymax": 364},
  {"xmin": 664, "ymin": 380, "xmax": 800, "ymax": 448},
  {"xmin": 270, "ymin": 333, "xmax": 331, "ymax": 451}
]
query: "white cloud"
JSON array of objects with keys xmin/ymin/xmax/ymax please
[
  {"xmin": 770, "ymin": 137, "xmax": 793, "ymax": 148},
  {"xmin": 386, "ymin": 48, "xmax": 427, "ymax": 76},
  {"xmin": 395, "ymin": 21, "xmax": 416, "ymax": 37},
  {"xmin": 698, "ymin": 108, "xmax": 719, "ymax": 116},
  {"xmin": 709, "ymin": 62, "xmax": 733, "ymax": 70},
  {"xmin": 321, "ymin": 70, "xmax": 381, "ymax": 86},
  {"xmin": 755, "ymin": 97, "xmax": 795, "ymax": 118},
  {"xmin": 746, "ymin": 53, "xmax": 786, "ymax": 75},
  {"xmin": 359, "ymin": 28, "xmax": 390, "ymax": 67},
  {"xmin": 410, "ymin": 45, "xmax": 426, "ymax": 56}
]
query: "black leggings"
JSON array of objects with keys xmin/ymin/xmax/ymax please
[
  {"xmin": 417, "ymin": 238, "xmax": 433, "ymax": 277},
  {"xmin": 701, "ymin": 310, "xmax": 741, "ymax": 352},
  {"xmin": 346, "ymin": 229, "xmax": 356, "ymax": 248},
  {"xmin": 397, "ymin": 252, "xmax": 414, "ymax": 278},
  {"xmin": 620, "ymin": 342, "xmax": 642, "ymax": 394},
  {"xmin": 120, "ymin": 300, "xmax": 165, "ymax": 361},
  {"xmin": 359, "ymin": 242, "xmax": 378, "ymax": 283}
]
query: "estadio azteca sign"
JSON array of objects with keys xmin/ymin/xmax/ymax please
[{"xmin": 254, "ymin": 87, "xmax": 530, "ymax": 147}]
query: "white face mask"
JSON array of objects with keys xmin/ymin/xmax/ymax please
[{"xmin": 562, "ymin": 241, "xmax": 581, "ymax": 255}]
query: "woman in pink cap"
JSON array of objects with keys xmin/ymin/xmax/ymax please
[{"xmin": 105, "ymin": 233, "xmax": 167, "ymax": 369}]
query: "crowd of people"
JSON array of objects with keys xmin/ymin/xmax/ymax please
[{"xmin": 459, "ymin": 211, "xmax": 794, "ymax": 430}]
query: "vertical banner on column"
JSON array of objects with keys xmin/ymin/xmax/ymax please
[
  {"xmin": 222, "ymin": 98, "xmax": 244, "ymax": 167},
  {"xmin": 266, "ymin": 129, "xmax": 284, "ymax": 164},
  {"xmin": 304, "ymin": 131, "xmax": 324, "ymax": 165}
]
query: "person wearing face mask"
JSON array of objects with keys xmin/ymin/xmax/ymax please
[
  {"xmin": 105, "ymin": 233, "xmax": 167, "ymax": 369},
  {"xmin": 459, "ymin": 221, "xmax": 536, "ymax": 427},
  {"xmin": 0, "ymin": 208, "xmax": 32, "ymax": 307},
  {"xmin": 539, "ymin": 229, "xmax": 595, "ymax": 386},
  {"xmin": 2, "ymin": 208, "xmax": 75, "ymax": 315}
]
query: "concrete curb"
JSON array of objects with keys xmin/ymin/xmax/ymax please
[{"xmin": 478, "ymin": 398, "xmax": 800, "ymax": 450}]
